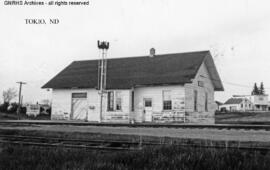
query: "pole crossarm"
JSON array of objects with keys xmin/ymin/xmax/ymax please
[{"xmin": 16, "ymin": 81, "xmax": 26, "ymax": 85}]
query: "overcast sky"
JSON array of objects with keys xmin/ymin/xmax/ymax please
[{"xmin": 0, "ymin": 0, "xmax": 270, "ymax": 103}]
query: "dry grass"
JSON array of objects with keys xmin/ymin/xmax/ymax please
[
  {"xmin": 0, "ymin": 144, "xmax": 270, "ymax": 170},
  {"xmin": 0, "ymin": 111, "xmax": 50, "ymax": 120},
  {"xmin": 215, "ymin": 112, "xmax": 270, "ymax": 124}
]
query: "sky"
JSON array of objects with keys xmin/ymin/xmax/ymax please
[{"xmin": 0, "ymin": 0, "xmax": 270, "ymax": 103}]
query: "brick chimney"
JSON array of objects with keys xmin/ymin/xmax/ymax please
[{"xmin": 149, "ymin": 48, "xmax": 155, "ymax": 57}]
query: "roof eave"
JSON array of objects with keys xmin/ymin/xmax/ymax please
[
  {"xmin": 204, "ymin": 52, "xmax": 225, "ymax": 91},
  {"xmin": 214, "ymin": 87, "xmax": 225, "ymax": 91}
]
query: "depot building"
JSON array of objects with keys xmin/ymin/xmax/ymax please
[{"xmin": 42, "ymin": 50, "xmax": 223, "ymax": 124}]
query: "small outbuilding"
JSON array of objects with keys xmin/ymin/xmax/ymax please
[{"xmin": 42, "ymin": 50, "xmax": 223, "ymax": 124}]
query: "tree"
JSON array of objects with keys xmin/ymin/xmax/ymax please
[
  {"xmin": 251, "ymin": 83, "xmax": 259, "ymax": 95},
  {"xmin": 2, "ymin": 88, "xmax": 17, "ymax": 104},
  {"xmin": 259, "ymin": 82, "xmax": 265, "ymax": 95}
]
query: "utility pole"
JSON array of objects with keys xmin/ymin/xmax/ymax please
[
  {"xmin": 16, "ymin": 81, "xmax": 26, "ymax": 119},
  {"xmin": 97, "ymin": 40, "xmax": 109, "ymax": 122}
]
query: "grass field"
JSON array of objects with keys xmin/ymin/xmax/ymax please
[
  {"xmin": 215, "ymin": 112, "xmax": 270, "ymax": 124},
  {"xmin": 1, "ymin": 112, "xmax": 270, "ymax": 169},
  {"xmin": 0, "ymin": 144, "xmax": 269, "ymax": 170},
  {"xmin": 0, "ymin": 112, "xmax": 50, "ymax": 121}
]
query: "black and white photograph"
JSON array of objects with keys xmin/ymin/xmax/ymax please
[{"xmin": 1, "ymin": 0, "xmax": 270, "ymax": 169}]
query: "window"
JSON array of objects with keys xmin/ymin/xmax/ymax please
[
  {"xmin": 241, "ymin": 104, "xmax": 243, "ymax": 108},
  {"xmin": 163, "ymin": 90, "xmax": 172, "ymax": 110},
  {"xmin": 144, "ymin": 98, "xmax": 152, "ymax": 107},
  {"xmin": 107, "ymin": 91, "xmax": 114, "ymax": 111},
  {"xmin": 115, "ymin": 92, "xmax": 122, "ymax": 111},
  {"xmin": 131, "ymin": 91, "xmax": 134, "ymax": 111},
  {"xmin": 198, "ymin": 81, "xmax": 204, "ymax": 87},
  {"xmin": 72, "ymin": 93, "xmax": 87, "ymax": 98},
  {"xmin": 194, "ymin": 90, "xmax": 198, "ymax": 111},
  {"xmin": 107, "ymin": 91, "xmax": 122, "ymax": 111},
  {"xmin": 205, "ymin": 92, "xmax": 208, "ymax": 111}
]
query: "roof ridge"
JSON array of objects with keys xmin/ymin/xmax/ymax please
[
  {"xmin": 42, "ymin": 50, "xmax": 223, "ymax": 90},
  {"xmin": 73, "ymin": 50, "xmax": 210, "ymax": 62}
]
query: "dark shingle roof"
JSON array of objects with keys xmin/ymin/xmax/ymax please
[
  {"xmin": 42, "ymin": 51, "xmax": 224, "ymax": 91},
  {"xmin": 224, "ymin": 98, "xmax": 244, "ymax": 105}
]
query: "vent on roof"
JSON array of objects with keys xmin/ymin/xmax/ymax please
[{"xmin": 149, "ymin": 48, "xmax": 155, "ymax": 57}]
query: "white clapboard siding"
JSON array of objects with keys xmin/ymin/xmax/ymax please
[
  {"xmin": 51, "ymin": 62, "xmax": 217, "ymax": 124},
  {"xmin": 133, "ymin": 85, "xmax": 185, "ymax": 123},
  {"xmin": 184, "ymin": 62, "xmax": 215, "ymax": 124}
]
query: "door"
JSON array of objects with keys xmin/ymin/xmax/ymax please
[
  {"xmin": 71, "ymin": 93, "xmax": 88, "ymax": 121},
  {"xmin": 144, "ymin": 98, "xmax": 153, "ymax": 122}
]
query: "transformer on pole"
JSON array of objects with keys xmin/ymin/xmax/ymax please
[{"xmin": 97, "ymin": 40, "xmax": 109, "ymax": 122}]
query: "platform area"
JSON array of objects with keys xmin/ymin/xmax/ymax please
[{"xmin": 1, "ymin": 120, "xmax": 270, "ymax": 143}]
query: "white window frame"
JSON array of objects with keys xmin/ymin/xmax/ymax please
[
  {"xmin": 115, "ymin": 91, "xmax": 122, "ymax": 111},
  {"xmin": 194, "ymin": 90, "xmax": 198, "ymax": 112},
  {"xmin": 131, "ymin": 91, "xmax": 135, "ymax": 111},
  {"xmin": 107, "ymin": 91, "xmax": 122, "ymax": 112},
  {"xmin": 107, "ymin": 91, "xmax": 114, "ymax": 111},
  {"xmin": 205, "ymin": 92, "xmax": 208, "ymax": 112},
  {"xmin": 163, "ymin": 90, "xmax": 172, "ymax": 111},
  {"xmin": 144, "ymin": 98, "xmax": 152, "ymax": 108}
]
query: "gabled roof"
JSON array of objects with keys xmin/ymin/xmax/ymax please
[
  {"xmin": 215, "ymin": 101, "xmax": 223, "ymax": 105},
  {"xmin": 224, "ymin": 98, "xmax": 245, "ymax": 105},
  {"xmin": 42, "ymin": 50, "xmax": 224, "ymax": 91}
]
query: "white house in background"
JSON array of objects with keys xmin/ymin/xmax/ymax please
[
  {"xmin": 247, "ymin": 95, "xmax": 269, "ymax": 111},
  {"xmin": 42, "ymin": 50, "xmax": 224, "ymax": 124},
  {"xmin": 220, "ymin": 98, "xmax": 253, "ymax": 112}
]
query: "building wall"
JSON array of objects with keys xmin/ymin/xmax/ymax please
[
  {"xmin": 51, "ymin": 89, "xmax": 100, "ymax": 121},
  {"xmin": 51, "ymin": 89, "xmax": 71, "ymax": 120},
  {"xmin": 249, "ymin": 95, "xmax": 269, "ymax": 105},
  {"xmin": 220, "ymin": 97, "xmax": 263, "ymax": 112},
  {"xmin": 101, "ymin": 90, "xmax": 131, "ymax": 123},
  {"xmin": 219, "ymin": 100, "xmax": 253, "ymax": 111},
  {"xmin": 51, "ymin": 62, "xmax": 217, "ymax": 124},
  {"xmin": 248, "ymin": 95, "xmax": 269, "ymax": 111},
  {"xmin": 184, "ymin": 62, "xmax": 215, "ymax": 124},
  {"xmin": 219, "ymin": 104, "xmax": 241, "ymax": 111},
  {"xmin": 51, "ymin": 88, "xmax": 131, "ymax": 122},
  {"xmin": 241, "ymin": 100, "xmax": 253, "ymax": 111},
  {"xmin": 133, "ymin": 85, "xmax": 185, "ymax": 123}
]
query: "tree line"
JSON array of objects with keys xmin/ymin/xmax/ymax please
[
  {"xmin": 251, "ymin": 82, "xmax": 265, "ymax": 95},
  {"xmin": 0, "ymin": 88, "xmax": 18, "ymax": 113}
]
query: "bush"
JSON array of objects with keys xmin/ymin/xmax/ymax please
[
  {"xmin": 20, "ymin": 107, "xmax": 27, "ymax": 114},
  {"xmin": 7, "ymin": 102, "xmax": 18, "ymax": 113},
  {"xmin": 0, "ymin": 102, "xmax": 9, "ymax": 112}
]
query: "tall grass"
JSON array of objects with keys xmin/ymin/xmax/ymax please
[{"xmin": 0, "ymin": 144, "xmax": 269, "ymax": 170}]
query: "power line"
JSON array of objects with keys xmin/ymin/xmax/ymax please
[{"xmin": 199, "ymin": 75, "xmax": 270, "ymax": 90}]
